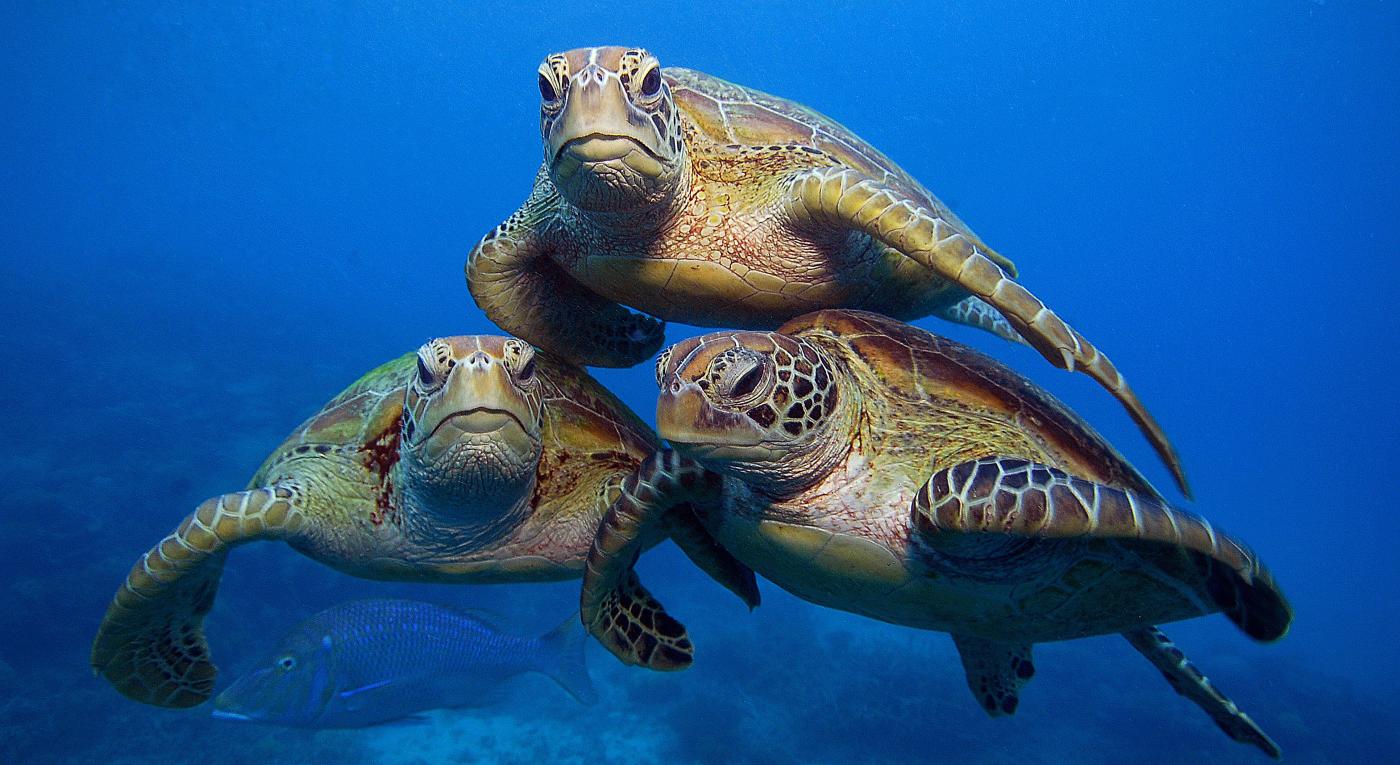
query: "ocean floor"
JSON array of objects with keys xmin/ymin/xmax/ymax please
[{"xmin": 4, "ymin": 560, "xmax": 1395, "ymax": 765}]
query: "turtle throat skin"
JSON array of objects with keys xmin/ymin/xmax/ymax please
[
  {"xmin": 655, "ymin": 331, "xmax": 856, "ymax": 498},
  {"xmin": 399, "ymin": 337, "xmax": 545, "ymax": 545},
  {"xmin": 539, "ymin": 46, "xmax": 689, "ymax": 219}
]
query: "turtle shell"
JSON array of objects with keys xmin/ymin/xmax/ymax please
[
  {"xmin": 777, "ymin": 309, "xmax": 1158, "ymax": 498},
  {"xmin": 249, "ymin": 353, "xmax": 415, "ymax": 488},
  {"xmin": 665, "ymin": 67, "xmax": 1006, "ymax": 269}
]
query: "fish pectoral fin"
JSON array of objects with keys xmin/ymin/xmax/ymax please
[
  {"xmin": 337, "ymin": 678, "xmax": 394, "ymax": 700},
  {"xmin": 338, "ymin": 678, "xmax": 395, "ymax": 711}
]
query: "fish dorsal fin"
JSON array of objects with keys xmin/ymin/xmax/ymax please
[{"xmin": 439, "ymin": 605, "xmax": 510, "ymax": 633}]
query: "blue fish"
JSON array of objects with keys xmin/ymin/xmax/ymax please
[{"xmin": 211, "ymin": 599, "xmax": 595, "ymax": 727}]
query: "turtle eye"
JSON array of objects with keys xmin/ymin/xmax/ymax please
[
  {"xmin": 726, "ymin": 363, "xmax": 765, "ymax": 399},
  {"xmin": 716, "ymin": 352, "xmax": 769, "ymax": 403},
  {"xmin": 538, "ymin": 73, "xmax": 559, "ymax": 103},
  {"xmin": 706, "ymin": 348, "xmax": 771, "ymax": 404},
  {"xmin": 277, "ymin": 656, "xmax": 296, "ymax": 671},
  {"xmin": 653, "ymin": 348, "xmax": 673, "ymax": 388},
  {"xmin": 639, "ymin": 67, "xmax": 662, "ymax": 99},
  {"xmin": 504, "ymin": 340, "xmax": 537, "ymax": 382},
  {"xmin": 416, "ymin": 354, "xmax": 440, "ymax": 389}
]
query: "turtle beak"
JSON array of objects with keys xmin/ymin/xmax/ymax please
[
  {"xmin": 657, "ymin": 380, "xmax": 767, "ymax": 463},
  {"xmin": 415, "ymin": 352, "xmax": 537, "ymax": 461},
  {"xmin": 548, "ymin": 65, "xmax": 666, "ymax": 180}
]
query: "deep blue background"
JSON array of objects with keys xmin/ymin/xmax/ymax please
[{"xmin": 2, "ymin": 2, "xmax": 1397, "ymax": 763}]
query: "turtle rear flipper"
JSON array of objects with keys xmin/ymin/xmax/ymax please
[
  {"xmin": 911, "ymin": 457, "xmax": 1292, "ymax": 642},
  {"xmin": 952, "ymin": 634, "xmax": 1035, "ymax": 717},
  {"xmin": 935, "ymin": 296, "xmax": 1027, "ymax": 347},
  {"xmin": 1124, "ymin": 626, "xmax": 1281, "ymax": 759},
  {"xmin": 91, "ymin": 486, "xmax": 304, "ymax": 708}
]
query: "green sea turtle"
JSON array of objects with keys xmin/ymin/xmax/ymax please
[
  {"xmin": 91, "ymin": 335, "xmax": 756, "ymax": 709},
  {"xmin": 581, "ymin": 310, "xmax": 1291, "ymax": 758},
  {"xmin": 466, "ymin": 45, "xmax": 1189, "ymax": 497}
]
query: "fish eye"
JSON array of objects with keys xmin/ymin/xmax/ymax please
[
  {"xmin": 640, "ymin": 67, "xmax": 662, "ymax": 98},
  {"xmin": 538, "ymin": 73, "xmax": 559, "ymax": 103},
  {"xmin": 277, "ymin": 656, "xmax": 296, "ymax": 671}
]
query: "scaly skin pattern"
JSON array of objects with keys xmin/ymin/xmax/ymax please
[
  {"xmin": 92, "ymin": 337, "xmax": 657, "ymax": 708},
  {"xmin": 468, "ymin": 46, "xmax": 1190, "ymax": 497},
  {"xmin": 1125, "ymin": 626, "xmax": 1281, "ymax": 759},
  {"xmin": 580, "ymin": 450, "xmax": 748, "ymax": 671}
]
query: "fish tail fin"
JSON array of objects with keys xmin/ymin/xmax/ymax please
[{"xmin": 538, "ymin": 613, "xmax": 598, "ymax": 706}]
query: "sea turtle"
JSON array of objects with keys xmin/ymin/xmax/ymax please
[
  {"xmin": 91, "ymin": 335, "xmax": 756, "ymax": 709},
  {"xmin": 466, "ymin": 45, "xmax": 1190, "ymax": 497},
  {"xmin": 580, "ymin": 310, "xmax": 1291, "ymax": 758}
]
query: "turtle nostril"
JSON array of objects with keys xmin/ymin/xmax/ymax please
[
  {"xmin": 467, "ymin": 351, "xmax": 489, "ymax": 366},
  {"xmin": 670, "ymin": 381, "xmax": 681, "ymax": 394}
]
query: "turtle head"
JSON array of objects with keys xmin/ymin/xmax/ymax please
[
  {"xmin": 654, "ymin": 331, "xmax": 854, "ymax": 494},
  {"xmin": 538, "ymin": 46, "xmax": 686, "ymax": 213},
  {"xmin": 400, "ymin": 336, "xmax": 545, "ymax": 520}
]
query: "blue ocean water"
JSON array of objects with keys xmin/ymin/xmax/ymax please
[{"xmin": 2, "ymin": 1, "xmax": 1397, "ymax": 763}]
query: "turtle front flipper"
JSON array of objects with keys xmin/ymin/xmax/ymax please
[
  {"xmin": 1124, "ymin": 626, "xmax": 1282, "ymax": 759},
  {"xmin": 784, "ymin": 166, "xmax": 1190, "ymax": 498},
  {"xmin": 467, "ymin": 192, "xmax": 665, "ymax": 368},
  {"xmin": 910, "ymin": 457, "xmax": 1292, "ymax": 642},
  {"xmin": 952, "ymin": 634, "xmax": 1036, "ymax": 717},
  {"xmin": 582, "ymin": 450, "xmax": 752, "ymax": 669},
  {"xmin": 90, "ymin": 486, "xmax": 305, "ymax": 707}
]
